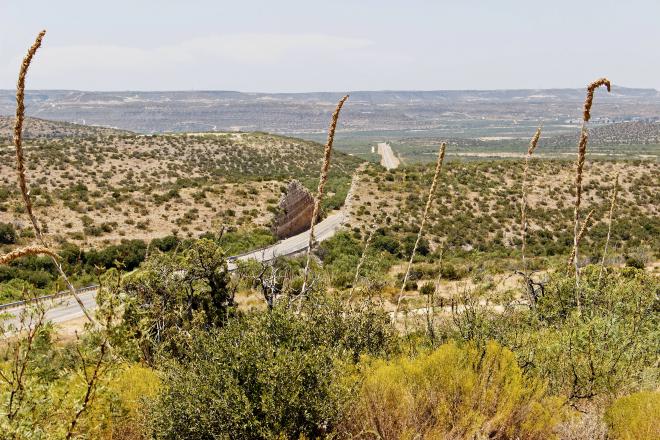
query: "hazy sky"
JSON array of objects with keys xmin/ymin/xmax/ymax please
[{"xmin": 1, "ymin": 0, "xmax": 658, "ymax": 92}]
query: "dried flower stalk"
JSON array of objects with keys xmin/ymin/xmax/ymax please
[
  {"xmin": 395, "ymin": 142, "xmax": 447, "ymax": 318},
  {"xmin": 568, "ymin": 209, "xmax": 595, "ymax": 267},
  {"xmin": 572, "ymin": 78, "xmax": 610, "ymax": 312},
  {"xmin": 14, "ymin": 30, "xmax": 46, "ymax": 236},
  {"xmin": 583, "ymin": 78, "xmax": 611, "ymax": 122},
  {"xmin": 347, "ymin": 224, "xmax": 376, "ymax": 302},
  {"xmin": 520, "ymin": 126, "xmax": 542, "ymax": 272},
  {"xmin": 13, "ymin": 30, "xmax": 94, "ymax": 323},
  {"xmin": 598, "ymin": 173, "xmax": 619, "ymax": 286},
  {"xmin": 0, "ymin": 245, "xmax": 59, "ymax": 265},
  {"xmin": 301, "ymin": 95, "xmax": 349, "ymax": 293}
]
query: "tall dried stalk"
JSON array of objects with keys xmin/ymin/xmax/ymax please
[
  {"xmin": 14, "ymin": 31, "xmax": 46, "ymax": 236},
  {"xmin": 520, "ymin": 126, "xmax": 542, "ymax": 273},
  {"xmin": 572, "ymin": 78, "xmax": 610, "ymax": 312},
  {"xmin": 426, "ymin": 244, "xmax": 446, "ymax": 344},
  {"xmin": 13, "ymin": 30, "xmax": 94, "ymax": 323},
  {"xmin": 347, "ymin": 225, "xmax": 376, "ymax": 302},
  {"xmin": 568, "ymin": 209, "xmax": 595, "ymax": 267},
  {"xmin": 301, "ymin": 95, "xmax": 349, "ymax": 294},
  {"xmin": 395, "ymin": 142, "xmax": 447, "ymax": 318},
  {"xmin": 598, "ymin": 173, "xmax": 619, "ymax": 286},
  {"xmin": 0, "ymin": 245, "xmax": 59, "ymax": 265}
]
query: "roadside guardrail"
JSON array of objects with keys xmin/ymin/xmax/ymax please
[{"xmin": 0, "ymin": 285, "xmax": 99, "ymax": 312}]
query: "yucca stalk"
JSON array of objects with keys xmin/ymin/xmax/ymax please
[
  {"xmin": 13, "ymin": 30, "xmax": 95, "ymax": 323},
  {"xmin": 426, "ymin": 244, "xmax": 446, "ymax": 344},
  {"xmin": 598, "ymin": 172, "xmax": 619, "ymax": 287},
  {"xmin": 301, "ymin": 95, "xmax": 349, "ymax": 294},
  {"xmin": 520, "ymin": 126, "xmax": 542, "ymax": 273},
  {"xmin": 395, "ymin": 142, "xmax": 447, "ymax": 319},
  {"xmin": 0, "ymin": 245, "xmax": 59, "ymax": 265},
  {"xmin": 346, "ymin": 224, "xmax": 376, "ymax": 302},
  {"xmin": 568, "ymin": 209, "xmax": 595, "ymax": 267},
  {"xmin": 572, "ymin": 78, "xmax": 610, "ymax": 313}
]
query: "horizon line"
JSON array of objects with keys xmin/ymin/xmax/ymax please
[{"xmin": 0, "ymin": 84, "xmax": 657, "ymax": 94}]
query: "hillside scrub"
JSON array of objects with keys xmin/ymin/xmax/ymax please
[
  {"xmin": 444, "ymin": 265, "xmax": 659, "ymax": 401},
  {"xmin": 0, "ymin": 132, "xmax": 362, "ymax": 247}
]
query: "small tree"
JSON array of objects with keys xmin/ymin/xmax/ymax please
[{"xmin": 119, "ymin": 239, "xmax": 232, "ymax": 363}]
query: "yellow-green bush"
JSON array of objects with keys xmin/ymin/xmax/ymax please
[
  {"xmin": 605, "ymin": 391, "xmax": 660, "ymax": 440},
  {"xmin": 28, "ymin": 363, "xmax": 158, "ymax": 439},
  {"xmin": 341, "ymin": 341, "xmax": 565, "ymax": 439},
  {"xmin": 97, "ymin": 363, "xmax": 161, "ymax": 439}
]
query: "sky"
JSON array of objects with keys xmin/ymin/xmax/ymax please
[{"xmin": 1, "ymin": 0, "xmax": 659, "ymax": 92}]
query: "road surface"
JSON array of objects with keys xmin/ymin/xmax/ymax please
[
  {"xmin": 377, "ymin": 142, "xmax": 400, "ymax": 170},
  {"xmin": 231, "ymin": 211, "xmax": 344, "ymax": 267},
  {"xmin": 1, "ymin": 212, "xmax": 346, "ymax": 329}
]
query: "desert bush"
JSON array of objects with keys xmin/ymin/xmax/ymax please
[
  {"xmin": 419, "ymin": 281, "xmax": 435, "ymax": 295},
  {"xmin": 372, "ymin": 229, "xmax": 401, "ymax": 255},
  {"xmin": 495, "ymin": 266, "xmax": 657, "ymax": 400},
  {"xmin": 150, "ymin": 235, "xmax": 180, "ymax": 253},
  {"xmin": 340, "ymin": 341, "xmax": 565, "ymax": 439},
  {"xmin": 148, "ymin": 297, "xmax": 397, "ymax": 439},
  {"xmin": 605, "ymin": 391, "xmax": 660, "ymax": 440},
  {"xmin": 217, "ymin": 227, "xmax": 276, "ymax": 255},
  {"xmin": 0, "ymin": 222, "xmax": 17, "ymax": 244},
  {"xmin": 85, "ymin": 239, "xmax": 147, "ymax": 271},
  {"xmin": 1, "ymin": 306, "xmax": 113, "ymax": 439}
]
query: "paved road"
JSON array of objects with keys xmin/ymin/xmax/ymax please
[
  {"xmin": 377, "ymin": 142, "xmax": 400, "ymax": 170},
  {"xmin": 231, "ymin": 211, "xmax": 344, "ymax": 268},
  {"xmin": 1, "ymin": 290, "xmax": 99, "ymax": 330},
  {"xmin": 2, "ymin": 212, "xmax": 346, "ymax": 329}
]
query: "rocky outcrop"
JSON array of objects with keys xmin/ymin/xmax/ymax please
[{"xmin": 273, "ymin": 180, "xmax": 315, "ymax": 239}]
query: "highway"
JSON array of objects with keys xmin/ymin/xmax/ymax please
[
  {"xmin": 2, "ymin": 212, "xmax": 346, "ymax": 329},
  {"xmin": 377, "ymin": 142, "xmax": 400, "ymax": 170},
  {"xmin": 231, "ymin": 211, "xmax": 344, "ymax": 267}
]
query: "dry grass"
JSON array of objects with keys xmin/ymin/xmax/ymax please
[
  {"xmin": 302, "ymin": 95, "xmax": 349, "ymax": 292},
  {"xmin": 583, "ymin": 78, "xmax": 612, "ymax": 122},
  {"xmin": 14, "ymin": 30, "xmax": 46, "ymax": 237}
]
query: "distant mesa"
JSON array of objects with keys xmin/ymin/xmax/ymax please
[{"xmin": 273, "ymin": 180, "xmax": 315, "ymax": 240}]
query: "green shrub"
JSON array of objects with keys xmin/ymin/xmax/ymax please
[
  {"xmin": 0, "ymin": 222, "xmax": 17, "ymax": 244},
  {"xmin": 625, "ymin": 255, "xmax": 646, "ymax": 269},
  {"xmin": 148, "ymin": 297, "xmax": 397, "ymax": 439},
  {"xmin": 499, "ymin": 266, "xmax": 659, "ymax": 400},
  {"xmin": 419, "ymin": 282, "xmax": 435, "ymax": 295},
  {"xmin": 440, "ymin": 262, "xmax": 464, "ymax": 280}
]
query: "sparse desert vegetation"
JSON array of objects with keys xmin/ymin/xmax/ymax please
[
  {"xmin": 0, "ymin": 128, "xmax": 360, "ymax": 246},
  {"xmin": 1, "ymin": 28, "xmax": 658, "ymax": 440}
]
